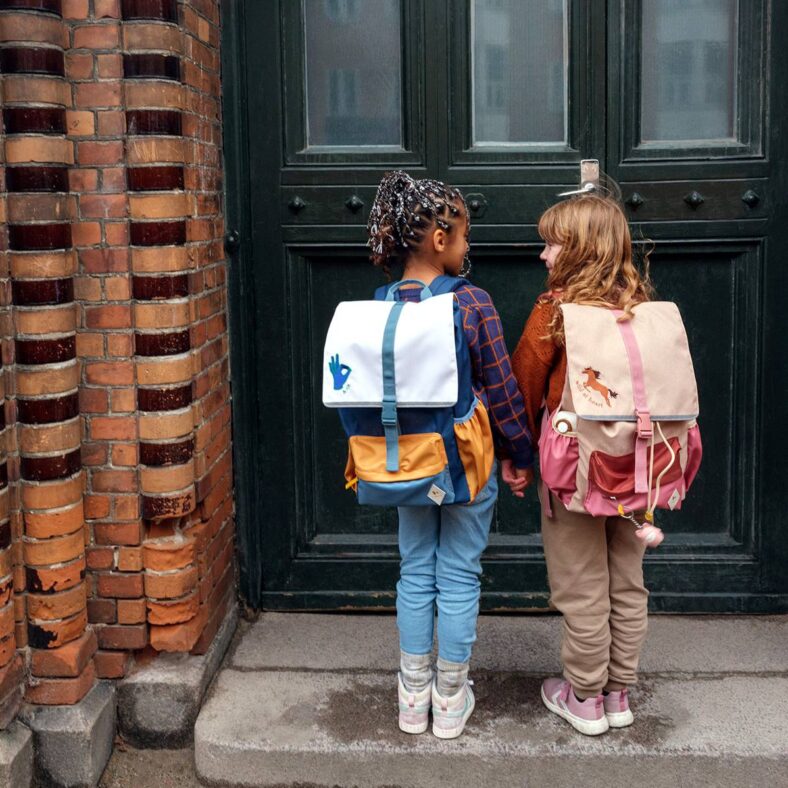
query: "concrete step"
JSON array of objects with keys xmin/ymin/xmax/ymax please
[{"xmin": 195, "ymin": 615, "xmax": 788, "ymax": 787}]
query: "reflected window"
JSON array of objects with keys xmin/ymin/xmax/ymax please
[
  {"xmin": 472, "ymin": 0, "xmax": 568, "ymax": 146},
  {"xmin": 641, "ymin": 0, "xmax": 738, "ymax": 143},
  {"xmin": 304, "ymin": 0, "xmax": 402, "ymax": 148}
]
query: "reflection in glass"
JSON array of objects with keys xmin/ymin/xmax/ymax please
[
  {"xmin": 641, "ymin": 0, "xmax": 738, "ymax": 142},
  {"xmin": 472, "ymin": 0, "xmax": 567, "ymax": 145},
  {"xmin": 304, "ymin": 0, "xmax": 402, "ymax": 148}
]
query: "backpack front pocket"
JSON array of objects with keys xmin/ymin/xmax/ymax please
[
  {"xmin": 585, "ymin": 436, "xmax": 684, "ymax": 516},
  {"xmin": 453, "ymin": 398, "xmax": 494, "ymax": 501},
  {"xmin": 346, "ymin": 432, "xmax": 455, "ymax": 506}
]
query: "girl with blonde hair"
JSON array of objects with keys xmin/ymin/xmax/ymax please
[{"xmin": 512, "ymin": 192, "xmax": 657, "ymax": 736}]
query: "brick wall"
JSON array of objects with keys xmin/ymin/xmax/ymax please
[{"xmin": 0, "ymin": 0, "xmax": 234, "ymax": 720}]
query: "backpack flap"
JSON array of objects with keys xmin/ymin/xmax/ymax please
[
  {"xmin": 560, "ymin": 302, "xmax": 699, "ymax": 423},
  {"xmin": 323, "ymin": 293, "xmax": 459, "ymax": 408}
]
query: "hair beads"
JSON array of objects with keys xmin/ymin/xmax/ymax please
[{"xmin": 367, "ymin": 170, "xmax": 469, "ymax": 276}]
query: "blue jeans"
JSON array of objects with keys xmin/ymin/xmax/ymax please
[{"xmin": 396, "ymin": 463, "xmax": 498, "ymax": 664}]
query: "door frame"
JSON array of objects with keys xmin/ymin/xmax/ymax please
[{"xmin": 222, "ymin": 0, "xmax": 788, "ymax": 611}]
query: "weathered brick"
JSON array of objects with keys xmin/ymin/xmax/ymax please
[
  {"xmin": 92, "ymin": 469, "xmax": 137, "ymax": 494},
  {"xmin": 107, "ymin": 333, "xmax": 133, "ymax": 357},
  {"xmin": 117, "ymin": 598, "xmax": 146, "ymax": 625},
  {"xmin": 98, "ymin": 109, "xmax": 125, "ymax": 136},
  {"xmin": 26, "ymin": 557, "xmax": 86, "ymax": 595},
  {"xmin": 66, "ymin": 110, "xmax": 95, "ymax": 136},
  {"xmin": 21, "ymin": 476, "xmax": 83, "ymax": 513},
  {"xmin": 63, "ymin": 0, "xmax": 90, "ymax": 19},
  {"xmin": 85, "ymin": 494, "xmax": 112, "ymax": 520},
  {"xmin": 89, "ymin": 416, "xmax": 136, "ymax": 441},
  {"xmin": 77, "ymin": 140, "xmax": 123, "ymax": 166},
  {"xmin": 86, "ymin": 546, "xmax": 114, "ymax": 571},
  {"xmin": 73, "ymin": 23, "xmax": 120, "ymax": 50},
  {"xmin": 150, "ymin": 605, "xmax": 206, "ymax": 653},
  {"xmin": 94, "ymin": 0, "xmax": 121, "ymax": 19},
  {"xmin": 66, "ymin": 50, "xmax": 94, "ymax": 79},
  {"xmin": 85, "ymin": 361, "xmax": 134, "ymax": 386},
  {"xmin": 28, "ymin": 583, "xmax": 86, "ymax": 622},
  {"xmin": 70, "ymin": 168, "xmax": 99, "ymax": 192},
  {"xmin": 144, "ymin": 565, "xmax": 197, "ymax": 600},
  {"xmin": 25, "ymin": 660, "xmax": 95, "ymax": 705},
  {"xmin": 111, "ymin": 443, "xmax": 138, "ymax": 467},
  {"xmin": 27, "ymin": 608, "xmax": 87, "ymax": 650},
  {"xmin": 30, "ymin": 629, "xmax": 97, "ymax": 678},
  {"xmin": 23, "ymin": 501, "xmax": 83, "ymax": 540},
  {"xmin": 142, "ymin": 538, "xmax": 195, "ymax": 572},
  {"xmin": 147, "ymin": 590, "xmax": 199, "ymax": 626},
  {"xmin": 23, "ymin": 530, "xmax": 85, "ymax": 568},
  {"xmin": 97, "ymin": 53, "xmax": 122, "ymax": 78},
  {"xmin": 80, "ymin": 193, "xmax": 127, "ymax": 219},
  {"xmin": 94, "ymin": 520, "xmax": 142, "ymax": 546},
  {"xmin": 94, "ymin": 648, "xmax": 130, "ymax": 679},
  {"xmin": 117, "ymin": 546, "xmax": 143, "ymax": 572},
  {"xmin": 87, "ymin": 597, "xmax": 116, "ymax": 625},
  {"xmin": 97, "ymin": 623, "xmax": 147, "ymax": 650},
  {"xmin": 97, "ymin": 571, "xmax": 143, "ymax": 599}
]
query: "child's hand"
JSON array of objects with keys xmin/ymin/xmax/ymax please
[{"xmin": 501, "ymin": 460, "xmax": 534, "ymax": 498}]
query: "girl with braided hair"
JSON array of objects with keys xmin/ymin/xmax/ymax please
[{"xmin": 367, "ymin": 171, "xmax": 534, "ymax": 739}]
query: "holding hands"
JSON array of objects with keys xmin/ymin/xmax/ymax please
[{"xmin": 501, "ymin": 459, "xmax": 534, "ymax": 499}]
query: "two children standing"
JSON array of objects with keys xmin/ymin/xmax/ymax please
[{"xmin": 327, "ymin": 170, "xmax": 701, "ymax": 740}]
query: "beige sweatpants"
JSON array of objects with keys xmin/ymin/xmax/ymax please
[{"xmin": 541, "ymin": 493, "xmax": 649, "ymax": 698}]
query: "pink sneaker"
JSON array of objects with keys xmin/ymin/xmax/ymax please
[
  {"xmin": 397, "ymin": 673, "xmax": 431, "ymax": 734},
  {"xmin": 603, "ymin": 688, "xmax": 634, "ymax": 728},
  {"xmin": 540, "ymin": 678, "xmax": 609, "ymax": 736}
]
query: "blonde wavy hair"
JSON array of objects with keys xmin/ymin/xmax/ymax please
[{"xmin": 538, "ymin": 193, "xmax": 653, "ymax": 344}]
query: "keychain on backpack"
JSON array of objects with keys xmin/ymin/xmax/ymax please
[{"xmin": 614, "ymin": 503, "xmax": 664, "ymax": 547}]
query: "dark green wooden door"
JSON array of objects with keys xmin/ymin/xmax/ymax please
[{"xmin": 223, "ymin": 0, "xmax": 788, "ymax": 611}]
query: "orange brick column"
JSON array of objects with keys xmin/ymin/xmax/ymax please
[
  {"xmin": 0, "ymin": 38, "xmax": 23, "ymax": 728},
  {"xmin": 0, "ymin": 0, "xmax": 96, "ymax": 705},
  {"xmin": 65, "ymin": 0, "xmax": 143, "ymax": 679},
  {"xmin": 120, "ymin": 0, "xmax": 201, "ymax": 652},
  {"xmin": 179, "ymin": 0, "xmax": 234, "ymax": 655},
  {"xmin": 0, "ymin": 0, "xmax": 235, "ymax": 706}
]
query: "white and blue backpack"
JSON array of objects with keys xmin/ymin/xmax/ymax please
[{"xmin": 323, "ymin": 276, "xmax": 494, "ymax": 507}]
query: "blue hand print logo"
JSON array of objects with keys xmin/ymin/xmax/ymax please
[{"xmin": 329, "ymin": 354, "xmax": 352, "ymax": 391}]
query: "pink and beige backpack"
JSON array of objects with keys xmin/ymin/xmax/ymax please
[{"xmin": 539, "ymin": 302, "xmax": 702, "ymax": 522}]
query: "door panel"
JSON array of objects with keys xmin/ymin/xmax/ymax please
[{"xmin": 223, "ymin": 0, "xmax": 788, "ymax": 611}]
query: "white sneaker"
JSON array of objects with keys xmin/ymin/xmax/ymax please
[
  {"xmin": 398, "ymin": 673, "xmax": 431, "ymax": 734},
  {"xmin": 431, "ymin": 680, "xmax": 475, "ymax": 739}
]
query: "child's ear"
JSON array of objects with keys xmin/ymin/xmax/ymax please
[{"xmin": 432, "ymin": 228, "xmax": 447, "ymax": 253}]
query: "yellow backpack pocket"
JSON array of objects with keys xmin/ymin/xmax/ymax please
[{"xmin": 453, "ymin": 398, "xmax": 494, "ymax": 501}]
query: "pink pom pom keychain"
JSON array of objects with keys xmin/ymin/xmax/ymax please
[{"xmin": 616, "ymin": 504, "xmax": 664, "ymax": 548}]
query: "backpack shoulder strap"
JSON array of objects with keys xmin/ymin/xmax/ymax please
[
  {"xmin": 428, "ymin": 275, "xmax": 470, "ymax": 297},
  {"xmin": 373, "ymin": 284, "xmax": 389, "ymax": 301}
]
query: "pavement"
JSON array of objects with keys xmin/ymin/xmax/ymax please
[{"xmin": 185, "ymin": 613, "xmax": 788, "ymax": 788}]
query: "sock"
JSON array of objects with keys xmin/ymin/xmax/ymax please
[
  {"xmin": 574, "ymin": 690, "xmax": 596, "ymax": 703},
  {"xmin": 436, "ymin": 657, "xmax": 468, "ymax": 697},
  {"xmin": 400, "ymin": 651, "xmax": 432, "ymax": 694}
]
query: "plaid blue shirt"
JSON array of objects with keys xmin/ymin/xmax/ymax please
[{"xmin": 400, "ymin": 283, "xmax": 534, "ymax": 468}]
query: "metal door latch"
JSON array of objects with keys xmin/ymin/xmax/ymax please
[{"xmin": 558, "ymin": 159, "xmax": 600, "ymax": 197}]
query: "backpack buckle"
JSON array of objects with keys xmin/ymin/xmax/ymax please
[
  {"xmin": 381, "ymin": 399, "xmax": 398, "ymax": 426},
  {"xmin": 636, "ymin": 410, "xmax": 653, "ymax": 438}
]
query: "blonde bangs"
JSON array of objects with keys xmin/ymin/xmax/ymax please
[{"xmin": 537, "ymin": 202, "xmax": 570, "ymax": 246}]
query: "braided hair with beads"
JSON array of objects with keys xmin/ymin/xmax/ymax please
[{"xmin": 367, "ymin": 171, "xmax": 471, "ymax": 278}]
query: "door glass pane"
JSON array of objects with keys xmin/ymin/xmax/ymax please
[
  {"xmin": 304, "ymin": 0, "xmax": 402, "ymax": 148},
  {"xmin": 641, "ymin": 0, "xmax": 738, "ymax": 143},
  {"xmin": 472, "ymin": 0, "xmax": 568, "ymax": 146}
]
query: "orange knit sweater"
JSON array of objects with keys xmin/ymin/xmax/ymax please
[{"xmin": 511, "ymin": 296, "xmax": 567, "ymax": 442}]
